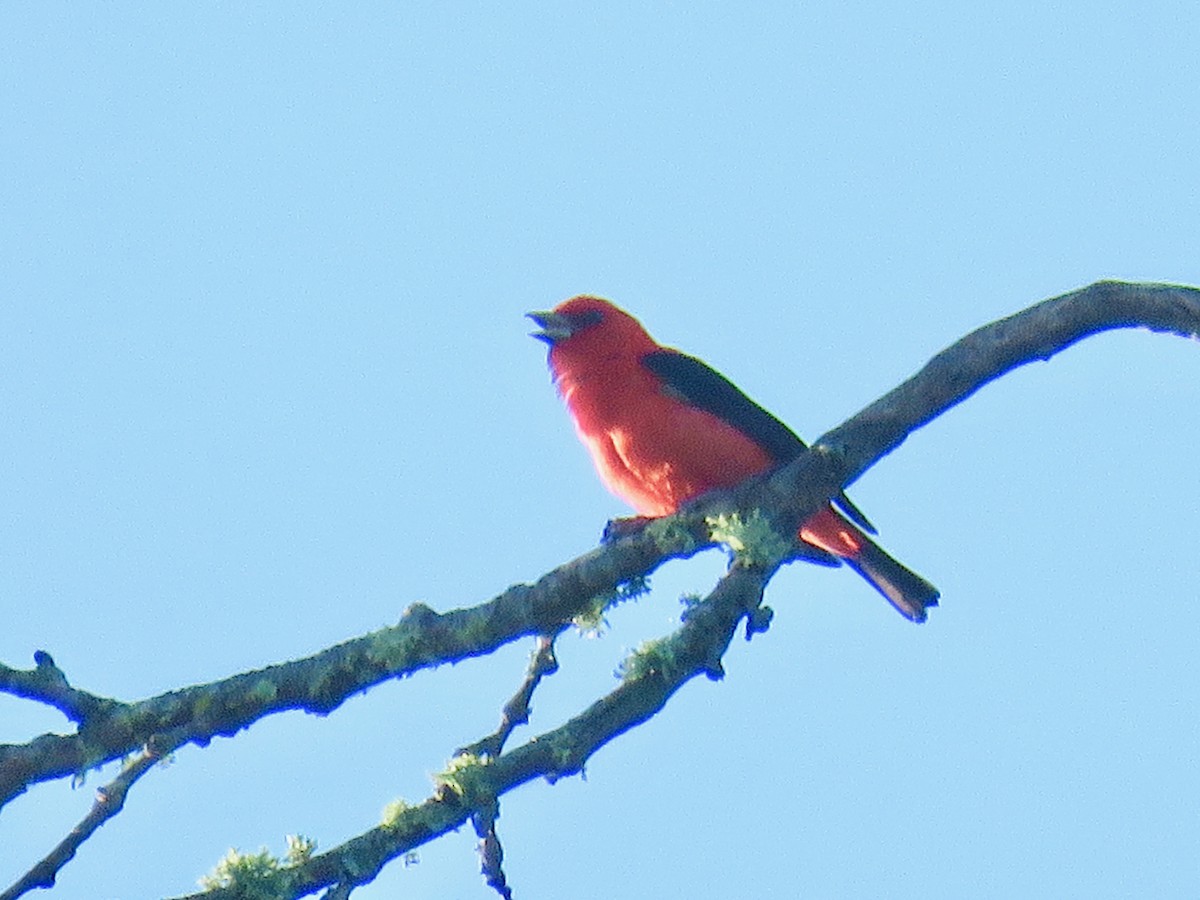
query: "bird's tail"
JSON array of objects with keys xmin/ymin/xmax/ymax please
[
  {"xmin": 799, "ymin": 507, "xmax": 939, "ymax": 623},
  {"xmin": 842, "ymin": 534, "xmax": 940, "ymax": 623}
]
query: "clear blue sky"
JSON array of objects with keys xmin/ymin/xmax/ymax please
[{"xmin": 3, "ymin": 4, "xmax": 1199, "ymax": 898}]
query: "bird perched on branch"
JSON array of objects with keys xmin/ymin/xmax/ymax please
[{"xmin": 529, "ymin": 295, "xmax": 939, "ymax": 623}]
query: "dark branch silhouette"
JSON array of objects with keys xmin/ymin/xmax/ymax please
[{"xmin": 3, "ymin": 280, "xmax": 1198, "ymax": 899}]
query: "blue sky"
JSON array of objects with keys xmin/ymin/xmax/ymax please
[{"xmin": 3, "ymin": 4, "xmax": 1199, "ymax": 898}]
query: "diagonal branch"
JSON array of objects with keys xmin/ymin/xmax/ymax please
[
  {"xmin": 748, "ymin": 280, "xmax": 1200, "ymax": 533},
  {"xmin": 0, "ymin": 521, "xmax": 715, "ymax": 810},
  {"xmin": 168, "ymin": 560, "xmax": 776, "ymax": 900},
  {"xmin": 1, "ymin": 727, "xmax": 191, "ymax": 900},
  {"xmin": 824, "ymin": 279, "xmax": 1200, "ymax": 484}
]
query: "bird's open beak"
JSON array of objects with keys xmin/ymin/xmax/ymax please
[{"xmin": 527, "ymin": 310, "xmax": 575, "ymax": 345}]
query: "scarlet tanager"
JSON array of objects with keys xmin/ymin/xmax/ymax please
[{"xmin": 528, "ymin": 295, "xmax": 939, "ymax": 623}]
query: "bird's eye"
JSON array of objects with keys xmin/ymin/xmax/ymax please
[{"xmin": 567, "ymin": 310, "xmax": 604, "ymax": 331}]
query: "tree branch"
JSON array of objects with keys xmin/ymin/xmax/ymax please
[
  {"xmin": 0, "ymin": 520, "xmax": 713, "ymax": 810},
  {"xmin": 456, "ymin": 636, "xmax": 559, "ymax": 760},
  {"xmin": 752, "ymin": 280, "xmax": 1200, "ymax": 533},
  {"xmin": 827, "ymin": 279, "xmax": 1199, "ymax": 484},
  {"xmin": 4, "ymin": 280, "xmax": 1198, "ymax": 898},
  {"xmin": 0, "ymin": 729, "xmax": 189, "ymax": 900},
  {"xmin": 168, "ymin": 561, "xmax": 776, "ymax": 900},
  {"xmin": 0, "ymin": 653, "xmax": 121, "ymax": 724}
]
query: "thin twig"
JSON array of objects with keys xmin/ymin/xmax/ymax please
[
  {"xmin": 457, "ymin": 636, "xmax": 560, "ymax": 759},
  {"xmin": 0, "ymin": 653, "xmax": 122, "ymax": 724},
  {"xmin": 473, "ymin": 800, "xmax": 512, "ymax": 900},
  {"xmin": 1, "ymin": 729, "xmax": 186, "ymax": 900}
]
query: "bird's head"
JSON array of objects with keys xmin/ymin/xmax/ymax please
[{"xmin": 527, "ymin": 296, "xmax": 658, "ymax": 372}]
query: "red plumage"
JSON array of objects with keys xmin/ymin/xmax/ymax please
[{"xmin": 529, "ymin": 295, "xmax": 938, "ymax": 623}]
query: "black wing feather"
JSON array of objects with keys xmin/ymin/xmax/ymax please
[
  {"xmin": 643, "ymin": 350, "xmax": 807, "ymax": 463},
  {"xmin": 642, "ymin": 349, "xmax": 877, "ymax": 534}
]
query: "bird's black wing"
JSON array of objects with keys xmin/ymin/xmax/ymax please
[
  {"xmin": 644, "ymin": 349, "xmax": 808, "ymax": 463},
  {"xmin": 643, "ymin": 349, "xmax": 876, "ymax": 534}
]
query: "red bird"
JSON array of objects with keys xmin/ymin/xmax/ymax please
[{"xmin": 529, "ymin": 295, "xmax": 939, "ymax": 623}]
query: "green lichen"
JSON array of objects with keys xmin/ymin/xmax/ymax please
[
  {"xmin": 364, "ymin": 624, "xmax": 423, "ymax": 669},
  {"xmin": 198, "ymin": 836, "xmax": 313, "ymax": 897},
  {"xmin": 72, "ymin": 737, "xmax": 115, "ymax": 788},
  {"xmin": 616, "ymin": 636, "xmax": 681, "ymax": 683},
  {"xmin": 572, "ymin": 575, "xmax": 650, "ymax": 635},
  {"xmin": 380, "ymin": 798, "xmax": 412, "ymax": 831},
  {"xmin": 284, "ymin": 834, "xmax": 316, "ymax": 865},
  {"xmin": 643, "ymin": 516, "xmax": 701, "ymax": 553},
  {"xmin": 433, "ymin": 753, "xmax": 491, "ymax": 804},
  {"xmin": 249, "ymin": 678, "xmax": 278, "ymax": 705},
  {"xmin": 199, "ymin": 847, "xmax": 289, "ymax": 899},
  {"xmin": 552, "ymin": 744, "xmax": 574, "ymax": 770},
  {"xmin": 705, "ymin": 510, "xmax": 790, "ymax": 567},
  {"xmin": 192, "ymin": 692, "xmax": 215, "ymax": 720},
  {"xmin": 308, "ymin": 659, "xmax": 352, "ymax": 704}
]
